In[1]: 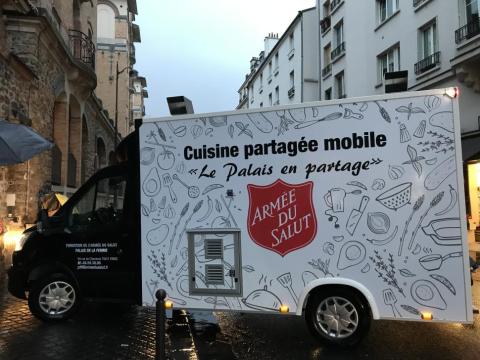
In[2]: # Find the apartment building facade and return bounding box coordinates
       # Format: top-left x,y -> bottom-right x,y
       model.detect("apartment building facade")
96,0 -> 146,139
317,0 -> 480,251
237,7 -> 319,109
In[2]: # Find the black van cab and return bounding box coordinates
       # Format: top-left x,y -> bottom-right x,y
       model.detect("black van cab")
8,134 -> 141,321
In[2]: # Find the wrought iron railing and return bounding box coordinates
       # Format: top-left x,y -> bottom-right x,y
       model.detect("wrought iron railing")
414,51 -> 440,75
413,0 -> 427,7
331,42 -> 345,61
321,16 -> 331,33
322,63 -> 332,78
455,17 -> 480,44
68,30 -> 95,69
330,0 -> 342,12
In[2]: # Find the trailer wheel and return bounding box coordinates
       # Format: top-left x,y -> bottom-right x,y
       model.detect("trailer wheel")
28,273 -> 80,321
305,287 -> 370,347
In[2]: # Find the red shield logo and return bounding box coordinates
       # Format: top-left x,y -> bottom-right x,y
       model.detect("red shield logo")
247,179 -> 317,257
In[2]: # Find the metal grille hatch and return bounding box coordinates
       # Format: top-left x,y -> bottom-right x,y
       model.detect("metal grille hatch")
205,238 -> 223,259
205,264 -> 224,285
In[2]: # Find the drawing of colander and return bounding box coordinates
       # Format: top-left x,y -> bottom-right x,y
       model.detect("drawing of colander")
376,182 -> 412,210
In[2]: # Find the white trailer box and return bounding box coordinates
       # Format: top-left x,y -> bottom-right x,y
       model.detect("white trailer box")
140,88 -> 472,345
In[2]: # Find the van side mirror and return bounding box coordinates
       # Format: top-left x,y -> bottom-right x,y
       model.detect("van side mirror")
37,209 -> 49,234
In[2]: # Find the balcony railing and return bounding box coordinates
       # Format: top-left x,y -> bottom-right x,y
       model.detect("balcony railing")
331,42 -> 345,61
321,16 -> 331,34
414,51 -> 440,75
330,0 -> 343,13
455,17 -> 480,44
69,30 -> 95,69
322,63 -> 332,78
288,87 -> 295,98
413,0 -> 427,7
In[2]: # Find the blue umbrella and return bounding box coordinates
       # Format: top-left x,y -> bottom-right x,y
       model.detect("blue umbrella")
0,119 -> 53,165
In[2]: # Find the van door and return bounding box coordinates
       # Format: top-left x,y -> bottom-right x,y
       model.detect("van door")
64,171 -> 136,300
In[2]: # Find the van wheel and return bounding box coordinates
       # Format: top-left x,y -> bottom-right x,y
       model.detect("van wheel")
28,273 -> 80,321
305,287 -> 370,347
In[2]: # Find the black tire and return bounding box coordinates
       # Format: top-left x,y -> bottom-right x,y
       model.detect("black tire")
305,287 -> 371,347
28,273 -> 80,321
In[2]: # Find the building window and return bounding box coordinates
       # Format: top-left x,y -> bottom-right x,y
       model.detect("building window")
466,0 -> 480,23
269,93 -> 273,106
274,53 -> 279,75
377,0 -> 399,23
333,21 -> 343,48
268,61 -> 273,82
288,33 -> 295,59
325,87 -> 332,100
97,4 -> 116,39
289,71 -> 295,88
259,73 -> 263,93
275,86 -> 279,105
377,45 -> 400,83
322,43 -> 332,77
323,0 -> 331,16
260,102 -> 263,107
335,72 -> 345,98
249,85 -> 254,103
419,20 -> 437,59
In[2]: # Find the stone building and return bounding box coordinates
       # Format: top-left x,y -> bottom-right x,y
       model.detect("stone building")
130,69 -> 148,123
95,0 -> 146,141
0,0 -> 120,242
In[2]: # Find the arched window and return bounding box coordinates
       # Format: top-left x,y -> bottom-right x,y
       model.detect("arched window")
97,4 -> 115,39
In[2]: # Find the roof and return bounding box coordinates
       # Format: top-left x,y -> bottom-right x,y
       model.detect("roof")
238,7 -> 315,92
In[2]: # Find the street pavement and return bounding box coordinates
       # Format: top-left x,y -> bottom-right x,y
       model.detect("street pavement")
0,258 -> 197,360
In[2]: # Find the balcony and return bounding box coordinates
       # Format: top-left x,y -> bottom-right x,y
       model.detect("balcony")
321,16 -> 331,34
414,51 -> 440,75
455,17 -> 480,45
288,87 -> 295,98
322,63 -> 332,78
331,42 -> 345,61
267,74 -> 273,83
413,0 -> 427,7
288,48 -> 295,59
69,30 -> 95,69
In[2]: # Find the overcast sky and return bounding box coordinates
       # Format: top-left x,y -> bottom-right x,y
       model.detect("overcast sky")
135,0 -> 316,118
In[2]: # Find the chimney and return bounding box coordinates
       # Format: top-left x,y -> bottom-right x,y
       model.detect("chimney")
264,32 -> 279,56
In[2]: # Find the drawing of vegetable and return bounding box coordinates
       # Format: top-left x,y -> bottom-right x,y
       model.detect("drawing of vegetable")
434,185 -> 457,216
403,145 -> 424,177
374,101 -> 391,123
366,226 -> 398,246
424,95 -> 441,112
197,195 -> 213,222
395,102 -> 425,120
401,304 -> 420,316
408,191 -> 444,251
398,195 -> 424,256
424,155 -> 456,190
399,269 -> 416,277
177,200 -> 203,250
148,251 -> 173,289
247,113 -> 274,133
308,258 -> 333,277
430,274 -> 456,295
228,124 -> 235,138
168,202 -> 189,255
202,184 -> 224,195
347,180 -> 367,190
154,122 -> 167,142
388,165 -> 405,180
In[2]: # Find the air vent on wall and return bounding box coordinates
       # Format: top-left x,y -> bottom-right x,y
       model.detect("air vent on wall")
205,238 -> 223,259
205,264 -> 225,285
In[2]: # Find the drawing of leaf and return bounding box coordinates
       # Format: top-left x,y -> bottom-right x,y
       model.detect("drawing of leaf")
410,107 -> 425,114
399,269 -> 416,277
411,161 -> 422,177
407,145 -> 417,161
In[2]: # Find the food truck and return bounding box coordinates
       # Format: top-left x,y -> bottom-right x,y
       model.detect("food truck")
8,88 -> 472,346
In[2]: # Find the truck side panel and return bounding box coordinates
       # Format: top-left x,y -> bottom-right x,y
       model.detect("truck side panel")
140,89 -> 472,323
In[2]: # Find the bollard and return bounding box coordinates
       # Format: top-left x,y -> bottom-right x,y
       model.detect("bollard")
155,289 -> 167,360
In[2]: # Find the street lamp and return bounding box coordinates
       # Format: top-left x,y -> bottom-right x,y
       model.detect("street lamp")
114,61 -> 132,148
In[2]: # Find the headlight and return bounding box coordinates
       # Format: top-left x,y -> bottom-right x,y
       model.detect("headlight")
15,233 -> 29,251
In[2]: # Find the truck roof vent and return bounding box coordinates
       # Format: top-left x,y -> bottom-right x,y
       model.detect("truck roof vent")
205,238 -> 223,260
205,264 -> 224,285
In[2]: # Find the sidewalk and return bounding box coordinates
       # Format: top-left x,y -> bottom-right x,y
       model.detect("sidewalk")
0,257 -> 198,360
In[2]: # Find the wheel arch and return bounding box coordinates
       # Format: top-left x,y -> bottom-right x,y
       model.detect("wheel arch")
27,262 -> 79,291
296,278 -> 380,319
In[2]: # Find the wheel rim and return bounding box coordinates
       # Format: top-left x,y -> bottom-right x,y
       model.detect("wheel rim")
38,281 -> 76,316
315,296 -> 359,339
